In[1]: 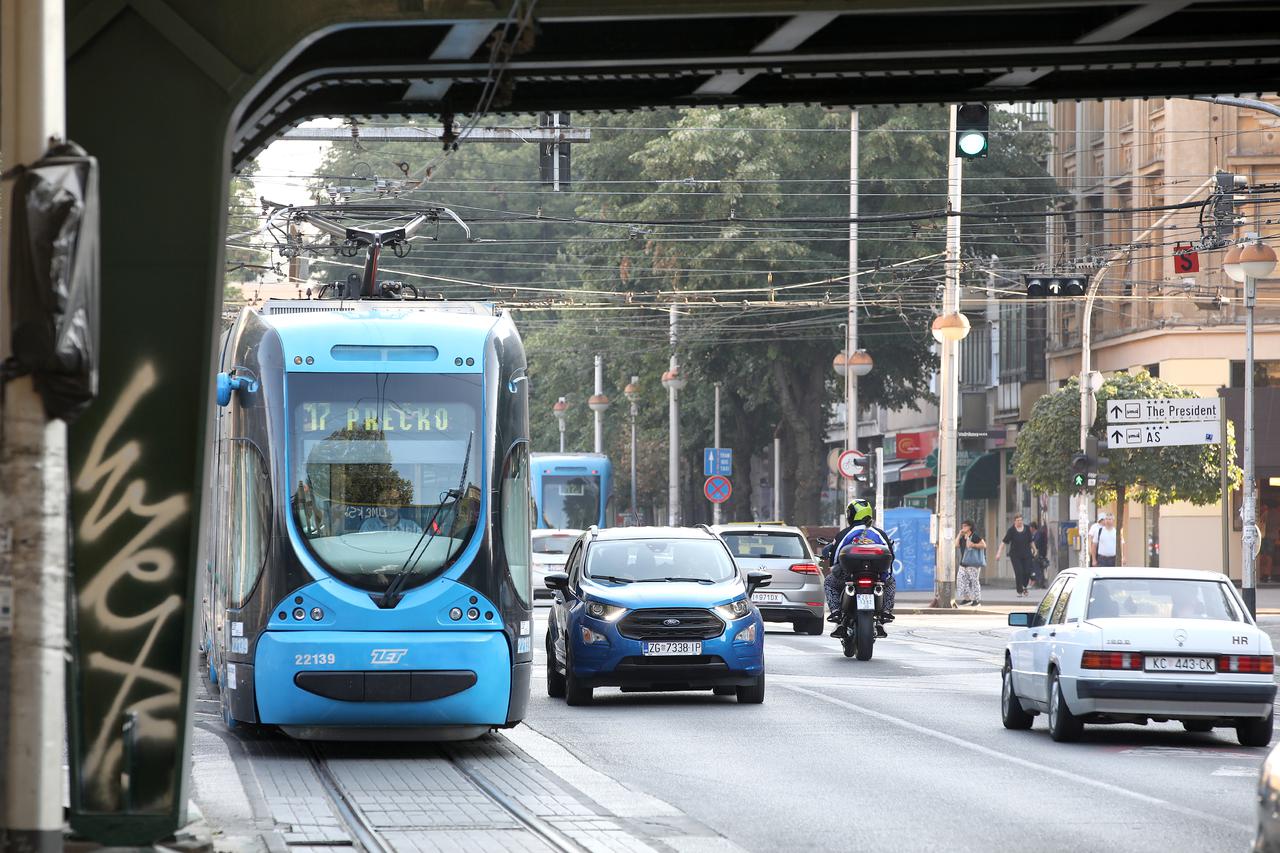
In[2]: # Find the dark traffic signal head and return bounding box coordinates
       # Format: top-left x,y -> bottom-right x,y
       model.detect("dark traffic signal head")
1071,450 -> 1089,489
1025,274 -> 1087,298
955,104 -> 989,158
1086,433 -> 1111,484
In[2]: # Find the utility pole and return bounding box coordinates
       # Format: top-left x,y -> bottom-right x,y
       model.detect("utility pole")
713,382 -> 723,526
625,377 -> 639,524
0,0 -> 68,849
932,104 -> 965,610
874,446 -> 885,529
661,305 -> 687,525
773,427 -> 783,521
589,354 -> 609,454
846,108 -> 859,505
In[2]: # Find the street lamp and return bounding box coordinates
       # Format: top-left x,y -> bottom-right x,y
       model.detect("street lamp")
589,353 -> 610,453
624,376 -> 640,524
833,349 -> 874,507
932,310 -> 971,609
661,367 -> 687,525
1223,236 -> 1277,617
553,396 -> 569,453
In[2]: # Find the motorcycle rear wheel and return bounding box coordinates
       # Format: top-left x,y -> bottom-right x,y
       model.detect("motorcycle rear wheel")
854,611 -> 875,661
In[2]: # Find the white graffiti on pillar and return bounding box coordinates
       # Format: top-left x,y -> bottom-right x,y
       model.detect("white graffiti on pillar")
75,361 -> 189,810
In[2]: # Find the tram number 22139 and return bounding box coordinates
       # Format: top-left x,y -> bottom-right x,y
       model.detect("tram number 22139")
295,653 -> 337,666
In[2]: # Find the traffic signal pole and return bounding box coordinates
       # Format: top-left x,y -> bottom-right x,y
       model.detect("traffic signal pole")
1075,177 -> 1214,567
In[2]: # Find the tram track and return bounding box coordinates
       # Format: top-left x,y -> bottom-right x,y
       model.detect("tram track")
303,739 -> 590,853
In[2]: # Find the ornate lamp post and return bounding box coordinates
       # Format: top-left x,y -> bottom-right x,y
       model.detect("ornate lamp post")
932,310 -> 971,609
661,367 -> 687,525
553,396 -> 569,453
624,376 -> 639,524
588,354 -> 611,453
833,349 -> 874,504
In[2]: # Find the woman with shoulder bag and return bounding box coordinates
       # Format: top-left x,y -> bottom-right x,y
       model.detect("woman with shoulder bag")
956,520 -> 986,607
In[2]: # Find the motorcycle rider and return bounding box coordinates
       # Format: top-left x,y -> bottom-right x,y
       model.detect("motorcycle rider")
821,498 -> 896,638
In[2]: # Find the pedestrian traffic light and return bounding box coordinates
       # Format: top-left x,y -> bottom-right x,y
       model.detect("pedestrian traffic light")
1024,274 -> 1087,298
1071,450 -> 1089,489
955,104 -> 989,158
1086,434 -> 1110,485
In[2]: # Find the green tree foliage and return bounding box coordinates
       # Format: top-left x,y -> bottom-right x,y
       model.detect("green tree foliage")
1014,371 -> 1240,533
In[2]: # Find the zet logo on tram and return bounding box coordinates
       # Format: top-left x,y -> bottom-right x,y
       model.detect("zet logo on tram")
370,648 -> 409,665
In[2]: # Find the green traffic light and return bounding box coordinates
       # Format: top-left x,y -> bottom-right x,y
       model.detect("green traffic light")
1073,474 -> 1086,488
957,130 -> 987,157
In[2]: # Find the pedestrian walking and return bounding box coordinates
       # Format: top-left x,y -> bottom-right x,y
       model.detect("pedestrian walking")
1029,520 -> 1049,587
995,514 -> 1035,597
1091,513 -> 1121,567
956,520 -> 986,606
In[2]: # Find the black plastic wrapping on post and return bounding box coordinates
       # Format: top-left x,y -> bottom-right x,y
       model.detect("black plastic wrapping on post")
3,141 -> 100,423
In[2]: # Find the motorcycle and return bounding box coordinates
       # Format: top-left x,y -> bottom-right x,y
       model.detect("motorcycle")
835,543 -> 891,661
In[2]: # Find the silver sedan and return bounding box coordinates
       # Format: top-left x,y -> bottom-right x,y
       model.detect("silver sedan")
712,523 -> 825,635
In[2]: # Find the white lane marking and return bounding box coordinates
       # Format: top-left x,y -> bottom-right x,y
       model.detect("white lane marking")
784,684 -> 1251,832
1213,766 -> 1259,777
502,724 -> 682,819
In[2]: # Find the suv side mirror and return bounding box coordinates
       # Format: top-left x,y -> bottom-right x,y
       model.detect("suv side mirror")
544,572 -> 569,593
746,570 -> 771,595
1008,612 -> 1033,627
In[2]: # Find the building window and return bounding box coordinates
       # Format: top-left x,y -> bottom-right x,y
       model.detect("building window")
1145,362 -> 1160,378
1230,360 -> 1280,388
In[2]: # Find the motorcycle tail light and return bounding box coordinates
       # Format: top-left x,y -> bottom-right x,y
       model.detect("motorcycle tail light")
789,563 -> 820,575
1219,654 -> 1275,674
1081,651 -> 1142,670
855,577 -> 874,588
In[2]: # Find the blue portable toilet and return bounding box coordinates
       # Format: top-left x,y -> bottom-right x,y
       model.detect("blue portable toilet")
884,507 -> 936,592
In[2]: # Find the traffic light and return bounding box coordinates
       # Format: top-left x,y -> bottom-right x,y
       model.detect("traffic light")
955,104 -> 989,158
1070,450 -> 1089,489
1025,274 -> 1087,298
1086,434 -> 1110,485
1212,170 -> 1247,242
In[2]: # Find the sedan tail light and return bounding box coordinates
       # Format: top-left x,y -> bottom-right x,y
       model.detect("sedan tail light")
1219,654 -> 1275,674
1081,651 -> 1143,670
789,563 -> 820,575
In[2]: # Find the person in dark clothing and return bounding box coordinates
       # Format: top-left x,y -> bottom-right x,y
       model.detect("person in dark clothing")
1029,520 -> 1049,588
995,514 -> 1035,597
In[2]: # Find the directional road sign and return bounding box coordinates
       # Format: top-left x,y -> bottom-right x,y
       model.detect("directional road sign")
704,475 -> 732,504
1105,397 -> 1220,424
837,449 -> 866,479
703,448 -> 733,477
1107,420 -> 1220,449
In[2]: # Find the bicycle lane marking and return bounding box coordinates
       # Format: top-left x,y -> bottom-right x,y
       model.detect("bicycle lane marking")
783,684 -> 1250,832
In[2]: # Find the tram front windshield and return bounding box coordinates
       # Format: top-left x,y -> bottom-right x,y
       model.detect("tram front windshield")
289,372 -> 483,592
540,475 -> 601,529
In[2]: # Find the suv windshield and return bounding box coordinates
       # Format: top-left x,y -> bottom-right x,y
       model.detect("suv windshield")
720,531 -> 807,559
585,538 -> 736,583
1087,578 -> 1241,621
288,372 -> 482,592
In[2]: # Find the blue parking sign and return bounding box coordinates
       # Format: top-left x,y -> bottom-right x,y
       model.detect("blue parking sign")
703,448 -> 732,476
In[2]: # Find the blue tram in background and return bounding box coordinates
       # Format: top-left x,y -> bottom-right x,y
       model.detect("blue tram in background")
530,452 -> 612,529
202,300 -> 532,739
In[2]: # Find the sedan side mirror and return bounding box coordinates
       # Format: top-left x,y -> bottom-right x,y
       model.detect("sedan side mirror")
746,570 -> 771,595
1008,612 -> 1034,627
544,572 -> 570,593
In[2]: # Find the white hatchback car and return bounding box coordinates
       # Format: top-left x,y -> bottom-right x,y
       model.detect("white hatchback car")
531,529 -> 583,602
1002,567 -> 1277,746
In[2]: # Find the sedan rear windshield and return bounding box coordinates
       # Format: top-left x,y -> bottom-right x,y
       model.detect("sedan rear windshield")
720,532 -> 807,559
585,539 -> 736,583
1087,578 -> 1242,622
533,534 -> 578,555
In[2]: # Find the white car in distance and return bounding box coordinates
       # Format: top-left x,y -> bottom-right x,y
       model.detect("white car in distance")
531,529 -> 582,603
1002,567 -> 1277,746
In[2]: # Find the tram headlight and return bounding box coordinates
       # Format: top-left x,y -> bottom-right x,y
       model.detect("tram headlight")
449,607 -> 463,621
292,607 -> 306,621
714,598 -> 752,621
585,600 -> 626,622
310,607 -> 324,621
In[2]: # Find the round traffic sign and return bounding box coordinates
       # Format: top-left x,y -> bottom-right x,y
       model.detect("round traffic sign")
837,449 -> 866,479
704,475 -> 732,504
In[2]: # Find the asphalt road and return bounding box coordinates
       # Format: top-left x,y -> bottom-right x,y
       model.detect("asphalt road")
526,610 -> 1271,853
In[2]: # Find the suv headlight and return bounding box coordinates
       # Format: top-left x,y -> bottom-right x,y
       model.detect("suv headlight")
715,598 -> 753,621
585,600 -> 627,621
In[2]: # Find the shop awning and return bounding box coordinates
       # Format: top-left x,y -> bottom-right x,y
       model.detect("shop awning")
903,485 -> 936,508
899,461 -> 932,482
879,459 -> 910,484
961,452 -> 1000,500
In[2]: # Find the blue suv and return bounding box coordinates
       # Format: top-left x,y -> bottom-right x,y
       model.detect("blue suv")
544,526 -> 769,705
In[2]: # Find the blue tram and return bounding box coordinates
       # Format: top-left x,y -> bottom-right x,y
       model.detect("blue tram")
530,452 -> 613,529
202,300 -> 532,739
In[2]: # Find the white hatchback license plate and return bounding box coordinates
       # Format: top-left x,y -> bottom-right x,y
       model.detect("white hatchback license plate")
1144,655 -> 1216,673
752,592 -> 785,604
642,641 -> 701,656
855,593 -> 875,610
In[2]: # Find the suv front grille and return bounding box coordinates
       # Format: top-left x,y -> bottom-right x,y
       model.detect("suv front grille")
617,608 -> 724,640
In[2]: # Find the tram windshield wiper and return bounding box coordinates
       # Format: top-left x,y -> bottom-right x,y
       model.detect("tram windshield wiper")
372,430 -> 474,609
